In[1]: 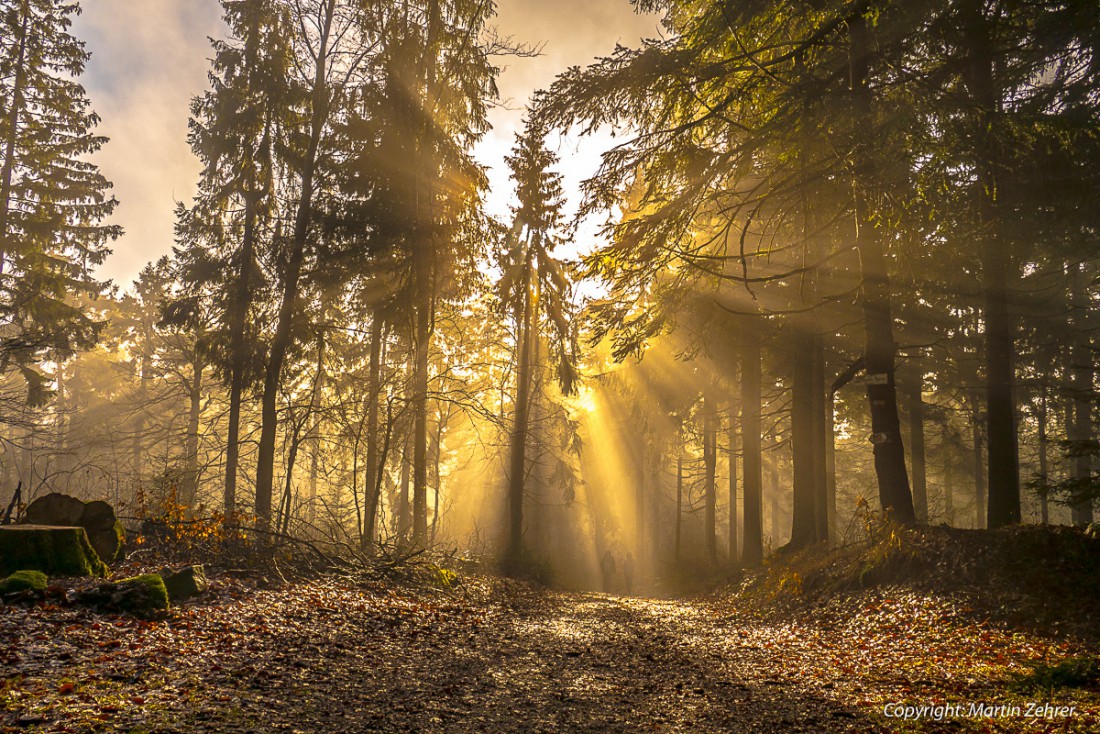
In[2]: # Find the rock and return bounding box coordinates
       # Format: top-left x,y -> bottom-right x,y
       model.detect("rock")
79,500 -> 115,527
24,493 -> 84,526
160,565 -> 208,601
0,570 -> 48,596
23,493 -> 125,564
74,574 -> 169,618
0,525 -> 109,577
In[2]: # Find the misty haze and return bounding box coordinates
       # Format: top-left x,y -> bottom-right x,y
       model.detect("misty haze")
1,1 -> 1099,732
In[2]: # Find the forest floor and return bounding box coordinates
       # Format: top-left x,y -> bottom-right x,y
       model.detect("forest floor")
2,526 -> 1100,733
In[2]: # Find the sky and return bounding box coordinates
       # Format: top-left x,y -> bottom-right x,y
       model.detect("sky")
72,0 -> 663,287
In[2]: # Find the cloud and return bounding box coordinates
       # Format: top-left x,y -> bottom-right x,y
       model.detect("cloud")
74,0 -> 225,288
75,0 -> 657,286
477,0 -> 660,237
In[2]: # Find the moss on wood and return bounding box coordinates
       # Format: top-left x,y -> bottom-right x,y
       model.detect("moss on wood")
119,574 -> 170,613
0,570 -> 48,594
75,574 -> 170,618
0,525 -> 109,577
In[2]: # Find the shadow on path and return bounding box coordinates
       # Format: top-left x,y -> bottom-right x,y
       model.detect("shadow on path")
269,589 -> 880,733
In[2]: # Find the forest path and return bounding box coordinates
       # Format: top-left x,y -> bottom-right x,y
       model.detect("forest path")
353,588 -> 870,733
5,574 -> 1096,732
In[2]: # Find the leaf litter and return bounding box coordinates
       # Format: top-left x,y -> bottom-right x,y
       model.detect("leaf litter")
1,567 -> 1097,732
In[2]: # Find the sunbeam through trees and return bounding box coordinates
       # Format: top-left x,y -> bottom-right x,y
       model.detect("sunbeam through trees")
2,1 -> 1100,731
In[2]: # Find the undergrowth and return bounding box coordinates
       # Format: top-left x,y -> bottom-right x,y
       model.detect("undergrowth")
738,510 -> 1100,638
1010,656 -> 1100,692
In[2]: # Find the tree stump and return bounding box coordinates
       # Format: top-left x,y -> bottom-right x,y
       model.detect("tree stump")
0,525 -> 109,577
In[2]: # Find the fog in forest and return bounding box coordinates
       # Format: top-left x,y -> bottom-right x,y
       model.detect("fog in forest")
2,0 -> 1097,598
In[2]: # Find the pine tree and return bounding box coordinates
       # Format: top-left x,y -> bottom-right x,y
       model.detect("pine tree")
181,0 -> 290,517
501,116 -> 578,561
0,0 -> 118,386
360,0 -> 501,545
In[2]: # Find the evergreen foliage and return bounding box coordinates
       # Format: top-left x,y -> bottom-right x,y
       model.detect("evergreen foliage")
0,0 -> 118,397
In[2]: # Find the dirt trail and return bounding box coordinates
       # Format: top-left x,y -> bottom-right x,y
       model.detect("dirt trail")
4,577 -> 1097,733
355,590 -> 870,733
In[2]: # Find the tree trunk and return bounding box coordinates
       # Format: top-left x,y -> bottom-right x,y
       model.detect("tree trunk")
224,190 -> 257,520
741,328 -> 764,566
278,423 -> 303,537
728,399 -> 739,565
635,417 -> 647,561
649,436 -> 661,562
134,344 -> 151,502
703,394 -> 717,563
254,0 -> 336,529
1037,389 -> 1049,525
1071,371 -> 1095,527
907,366 -> 928,523
848,13 -> 915,523
811,335 -> 828,542
366,401 -> 394,550
431,412 -> 445,540
398,432 -> 412,539
305,335 -> 325,520
825,391 -> 837,542
411,279 -> 431,544
507,254 -> 534,560
942,423 -> 955,525
674,438 -> 683,563
362,315 -> 384,551
962,0 -> 1020,528
351,426 -> 362,538
770,456 -> 781,544
307,431 -> 319,520
55,365 -> 69,480
970,392 -> 987,529
790,335 -> 817,548
1070,263 -> 1095,526
184,361 -> 203,508
798,55 -> 829,546
529,325 -> 546,555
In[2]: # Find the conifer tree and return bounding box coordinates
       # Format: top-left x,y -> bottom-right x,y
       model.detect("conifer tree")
501,116 -> 578,561
0,0 -> 118,387
364,0 -> 501,544
180,0 -> 290,517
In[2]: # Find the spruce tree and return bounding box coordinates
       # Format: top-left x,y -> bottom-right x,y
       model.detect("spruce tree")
502,116 -> 577,560
180,0 -> 289,517
0,0 -> 118,386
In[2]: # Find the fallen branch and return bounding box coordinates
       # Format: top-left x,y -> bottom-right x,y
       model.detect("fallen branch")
1,481 -> 22,526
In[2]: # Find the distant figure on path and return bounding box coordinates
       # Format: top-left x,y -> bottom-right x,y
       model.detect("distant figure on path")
623,553 -> 635,595
600,550 -> 616,592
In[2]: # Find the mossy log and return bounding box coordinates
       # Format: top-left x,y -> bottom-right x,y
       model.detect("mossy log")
0,525 -> 109,577
0,570 -> 48,594
74,574 -> 169,617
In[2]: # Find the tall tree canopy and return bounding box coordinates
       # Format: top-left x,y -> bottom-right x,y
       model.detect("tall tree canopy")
0,0 -> 117,398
